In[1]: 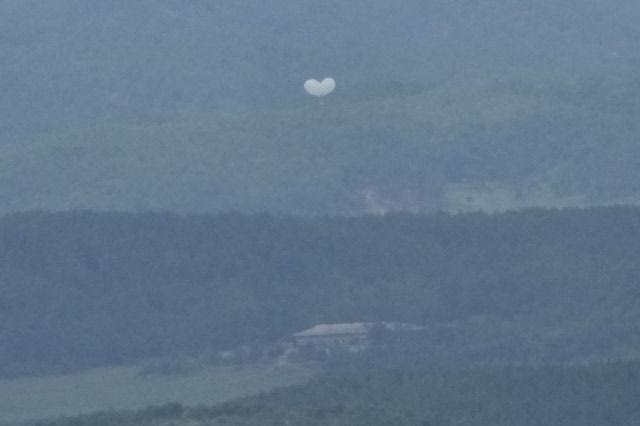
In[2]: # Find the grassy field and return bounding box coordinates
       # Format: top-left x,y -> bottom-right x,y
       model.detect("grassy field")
4,73 -> 639,216
0,360 -> 319,424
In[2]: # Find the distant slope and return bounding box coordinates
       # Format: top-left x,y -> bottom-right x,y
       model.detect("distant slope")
3,0 -> 638,131
2,1 -> 640,214
3,74 -> 640,215
3,208 -> 640,377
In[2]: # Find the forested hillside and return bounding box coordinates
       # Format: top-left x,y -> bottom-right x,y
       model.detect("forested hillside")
34,360 -> 640,426
4,2 -> 640,423
3,207 -> 640,377
2,1 -> 640,214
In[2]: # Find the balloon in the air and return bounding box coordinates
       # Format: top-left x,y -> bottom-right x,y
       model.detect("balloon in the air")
304,78 -> 336,97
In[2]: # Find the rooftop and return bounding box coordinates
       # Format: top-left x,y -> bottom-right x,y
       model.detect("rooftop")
293,323 -> 369,337
292,322 -> 423,337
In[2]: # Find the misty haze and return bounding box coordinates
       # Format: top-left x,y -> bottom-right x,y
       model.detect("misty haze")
2,1 -> 640,425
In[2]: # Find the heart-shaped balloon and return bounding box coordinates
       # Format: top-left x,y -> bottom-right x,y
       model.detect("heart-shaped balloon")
304,78 -> 336,97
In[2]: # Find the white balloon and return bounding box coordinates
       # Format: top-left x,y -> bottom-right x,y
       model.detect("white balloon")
304,78 -> 336,97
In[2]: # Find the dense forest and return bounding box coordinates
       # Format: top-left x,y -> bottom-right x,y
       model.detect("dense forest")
2,207 -> 640,377
2,1 -> 640,214
33,360 -> 640,426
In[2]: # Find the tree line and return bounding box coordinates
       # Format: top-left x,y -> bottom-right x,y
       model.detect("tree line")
2,207 -> 640,377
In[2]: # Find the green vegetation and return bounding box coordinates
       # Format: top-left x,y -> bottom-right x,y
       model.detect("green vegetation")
3,207 -> 640,378
3,75 -> 640,215
3,2 -> 640,424
32,360 -> 640,426
2,1 -> 640,214
0,361 -> 317,424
